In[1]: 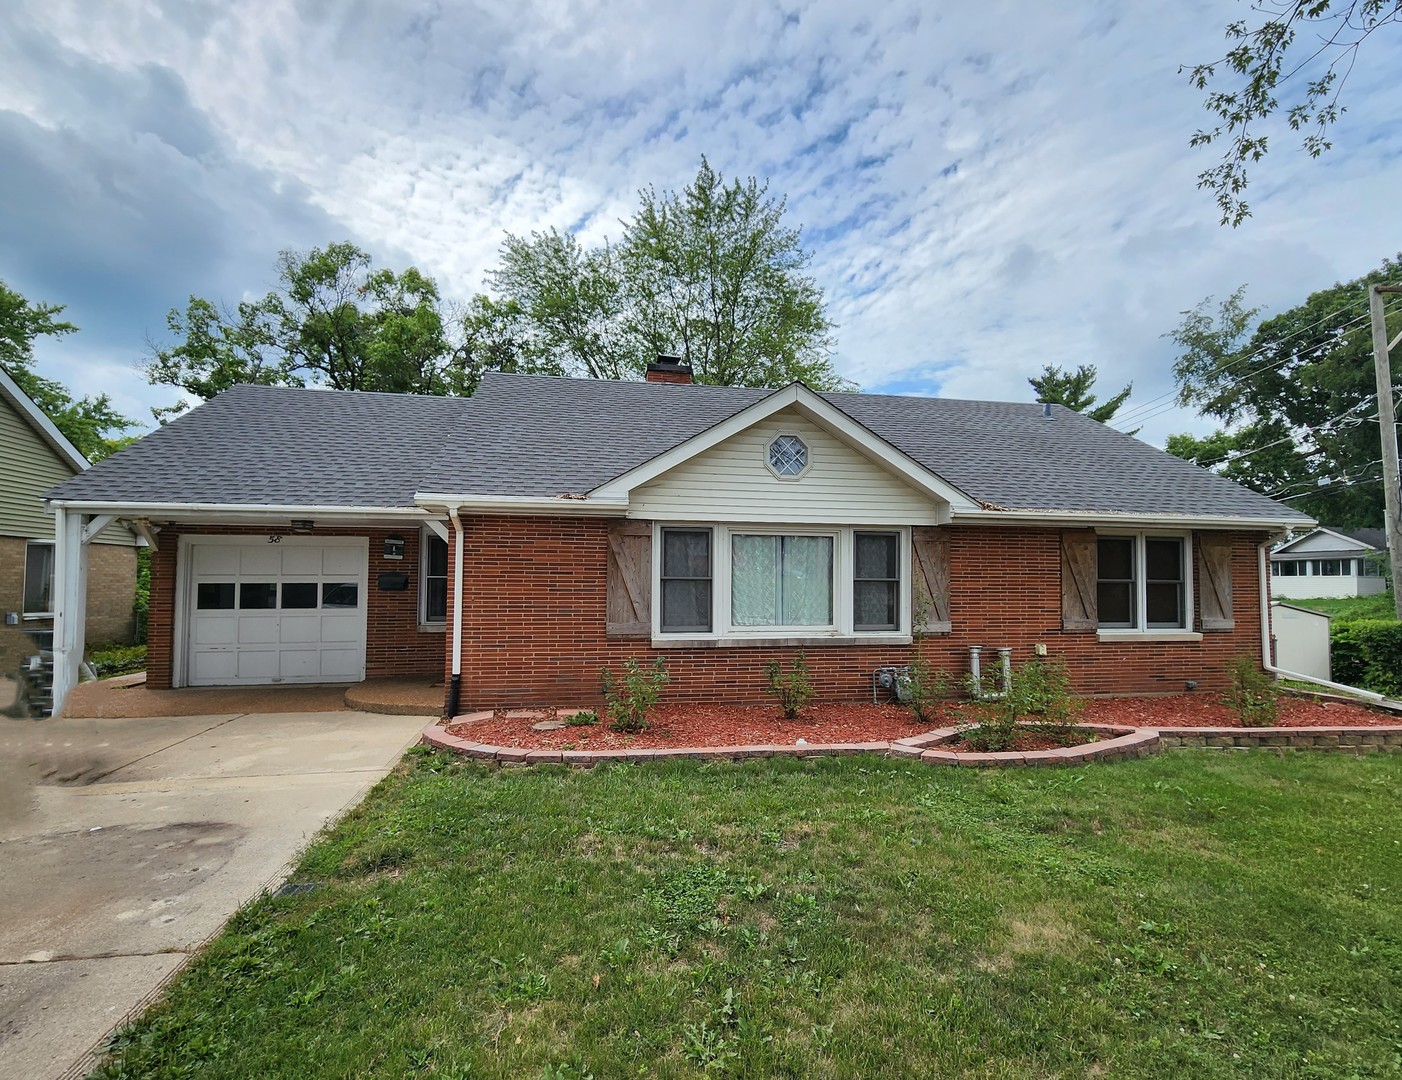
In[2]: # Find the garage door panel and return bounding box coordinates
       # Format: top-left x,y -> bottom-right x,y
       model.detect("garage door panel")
236,650 -> 279,679
193,616 -> 238,645
322,548 -> 362,575
278,650 -> 320,679
194,546 -> 241,574
236,617 -> 280,644
279,615 -> 322,643
191,651 -> 237,681
319,614 -> 362,642
320,649 -> 362,679
239,547 -> 282,574
280,548 -> 322,575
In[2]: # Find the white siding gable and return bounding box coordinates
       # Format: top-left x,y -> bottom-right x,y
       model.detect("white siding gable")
629,407 -> 943,524
1285,530 -> 1373,554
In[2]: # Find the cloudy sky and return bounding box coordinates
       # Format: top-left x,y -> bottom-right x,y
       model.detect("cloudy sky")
2,0 -> 1398,447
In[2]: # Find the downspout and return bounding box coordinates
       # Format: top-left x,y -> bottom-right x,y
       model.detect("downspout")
1257,539 -> 1385,701
446,505 -> 465,718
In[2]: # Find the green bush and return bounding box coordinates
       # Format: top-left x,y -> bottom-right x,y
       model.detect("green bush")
133,547 -> 151,645
1331,620 -> 1402,697
1222,654 -> 1279,726
900,653 -> 954,726
763,652 -> 815,719
961,657 -> 1083,752
601,657 -> 669,734
88,643 -> 147,678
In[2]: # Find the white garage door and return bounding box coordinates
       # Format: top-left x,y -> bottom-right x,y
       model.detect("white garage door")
185,538 -> 369,686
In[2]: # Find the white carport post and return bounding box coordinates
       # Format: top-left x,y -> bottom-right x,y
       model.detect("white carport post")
51,507 -> 116,717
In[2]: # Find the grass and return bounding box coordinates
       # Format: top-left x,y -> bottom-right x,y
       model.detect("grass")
92,749 -> 1402,1079
1279,593 -> 1398,622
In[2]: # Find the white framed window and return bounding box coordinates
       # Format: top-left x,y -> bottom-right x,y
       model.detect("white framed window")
420,531 -> 448,626
1096,532 -> 1192,632
653,525 -> 909,642
23,542 -> 55,618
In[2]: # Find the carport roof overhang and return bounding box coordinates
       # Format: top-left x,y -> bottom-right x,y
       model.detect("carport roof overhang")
45,499 -> 442,526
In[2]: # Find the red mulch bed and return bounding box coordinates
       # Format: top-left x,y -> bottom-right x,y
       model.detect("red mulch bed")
446,693 -> 1400,752
1079,693 -> 1396,729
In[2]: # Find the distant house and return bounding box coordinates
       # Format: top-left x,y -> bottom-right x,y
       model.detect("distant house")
1270,527 -> 1390,600
42,360 -> 1314,717
0,366 -> 137,646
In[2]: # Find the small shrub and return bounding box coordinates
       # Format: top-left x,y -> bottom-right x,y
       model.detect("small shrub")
601,657 -> 669,734
900,653 -> 955,725
763,652 -> 815,719
133,547 -> 151,645
87,643 -> 148,678
1223,654 -> 1279,726
960,657 -> 1083,752
564,709 -> 599,727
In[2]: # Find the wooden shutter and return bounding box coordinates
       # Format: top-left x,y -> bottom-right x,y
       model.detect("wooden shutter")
912,527 -> 952,634
1197,532 -> 1235,630
1060,530 -> 1097,631
606,521 -> 652,638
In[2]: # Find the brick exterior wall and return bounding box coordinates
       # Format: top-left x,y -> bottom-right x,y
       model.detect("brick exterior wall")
0,535 -> 136,645
145,525 -> 442,689
447,517 -> 1273,709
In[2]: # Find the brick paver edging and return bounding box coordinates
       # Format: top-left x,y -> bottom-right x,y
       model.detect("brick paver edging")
420,718 -> 1160,768
1157,726 -> 1402,751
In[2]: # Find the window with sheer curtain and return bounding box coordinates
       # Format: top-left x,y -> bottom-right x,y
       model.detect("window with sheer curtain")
731,534 -> 833,627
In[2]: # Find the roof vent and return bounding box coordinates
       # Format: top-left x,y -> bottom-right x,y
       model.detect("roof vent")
646,354 -> 693,384
1042,402 -> 1053,420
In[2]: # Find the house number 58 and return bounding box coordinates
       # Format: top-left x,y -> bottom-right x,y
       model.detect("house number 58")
268,535 -> 282,544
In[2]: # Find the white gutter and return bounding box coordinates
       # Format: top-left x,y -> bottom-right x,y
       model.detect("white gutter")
950,509 -> 1314,531
447,506 -> 466,717
1256,540 -> 1385,701
413,492 -> 627,516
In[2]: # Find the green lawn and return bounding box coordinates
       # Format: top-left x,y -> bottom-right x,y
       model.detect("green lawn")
1280,592 -> 1398,621
94,749 -> 1402,1079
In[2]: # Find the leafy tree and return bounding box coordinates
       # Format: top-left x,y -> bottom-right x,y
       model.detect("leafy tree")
0,280 -> 136,461
1164,255 -> 1402,527
1186,1 -> 1402,226
148,242 -> 466,411
1028,364 -> 1135,430
471,158 -> 850,390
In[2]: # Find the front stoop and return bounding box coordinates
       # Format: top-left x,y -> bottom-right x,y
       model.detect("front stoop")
344,677 -> 444,716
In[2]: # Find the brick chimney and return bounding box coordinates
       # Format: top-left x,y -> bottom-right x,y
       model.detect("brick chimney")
645,354 -> 693,384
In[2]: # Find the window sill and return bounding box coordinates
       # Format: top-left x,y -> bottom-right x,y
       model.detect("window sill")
418,623 -> 446,634
1096,630 -> 1203,644
22,613 -> 54,621
653,634 -> 913,649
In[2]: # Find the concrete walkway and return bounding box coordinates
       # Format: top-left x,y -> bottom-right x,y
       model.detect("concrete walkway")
0,708 -> 429,1080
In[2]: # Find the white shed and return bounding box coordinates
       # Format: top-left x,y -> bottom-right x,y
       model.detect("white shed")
1270,601 -> 1332,682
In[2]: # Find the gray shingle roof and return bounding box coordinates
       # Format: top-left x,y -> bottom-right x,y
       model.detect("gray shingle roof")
47,373 -> 1312,524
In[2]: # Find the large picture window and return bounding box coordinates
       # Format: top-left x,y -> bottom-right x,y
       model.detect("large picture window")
653,526 -> 907,640
23,542 -> 55,617
732,534 -> 834,628
1097,534 -> 1188,631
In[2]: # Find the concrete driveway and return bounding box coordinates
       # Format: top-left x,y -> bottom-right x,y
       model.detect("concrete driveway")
0,708 -> 429,1080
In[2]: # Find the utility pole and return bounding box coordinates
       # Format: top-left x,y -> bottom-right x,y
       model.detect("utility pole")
1369,284 -> 1402,619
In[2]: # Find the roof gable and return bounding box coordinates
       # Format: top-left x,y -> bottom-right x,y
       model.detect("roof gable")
0,365 -> 88,473
590,383 -> 977,514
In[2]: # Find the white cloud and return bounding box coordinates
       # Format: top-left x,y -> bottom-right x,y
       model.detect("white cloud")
5,0 -> 1401,447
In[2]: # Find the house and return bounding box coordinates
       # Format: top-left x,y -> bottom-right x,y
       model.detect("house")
42,360 -> 1313,717
1,365 -> 137,654
1269,527 -> 1390,599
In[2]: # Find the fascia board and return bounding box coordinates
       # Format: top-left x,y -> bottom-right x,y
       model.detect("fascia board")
46,499 -> 435,522
0,365 -> 91,472
414,493 -> 628,517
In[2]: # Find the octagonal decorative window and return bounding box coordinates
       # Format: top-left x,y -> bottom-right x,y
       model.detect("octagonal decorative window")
767,434 -> 809,478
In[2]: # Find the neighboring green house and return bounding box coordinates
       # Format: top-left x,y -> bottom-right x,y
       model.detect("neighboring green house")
0,365 -> 137,647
